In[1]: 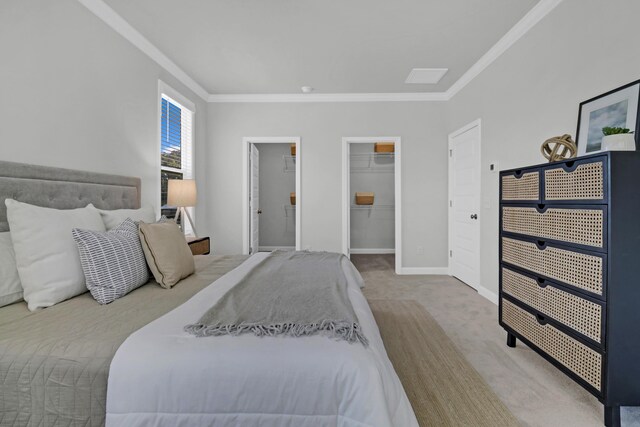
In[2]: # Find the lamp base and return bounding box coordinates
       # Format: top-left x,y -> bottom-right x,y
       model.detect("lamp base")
174,207 -> 197,237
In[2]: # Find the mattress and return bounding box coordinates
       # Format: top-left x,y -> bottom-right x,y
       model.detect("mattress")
0,255 -> 248,427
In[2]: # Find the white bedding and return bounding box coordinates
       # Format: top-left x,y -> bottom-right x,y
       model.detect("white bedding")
106,253 -> 418,427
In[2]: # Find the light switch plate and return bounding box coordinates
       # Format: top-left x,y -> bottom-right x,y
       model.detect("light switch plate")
483,197 -> 492,209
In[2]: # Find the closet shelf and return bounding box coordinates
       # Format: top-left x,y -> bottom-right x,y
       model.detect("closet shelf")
282,155 -> 296,173
350,153 -> 394,173
350,169 -> 394,174
350,153 -> 395,159
350,204 -> 395,210
283,204 -> 296,218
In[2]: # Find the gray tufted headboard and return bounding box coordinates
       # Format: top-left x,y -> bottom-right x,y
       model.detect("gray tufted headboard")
0,160 -> 141,232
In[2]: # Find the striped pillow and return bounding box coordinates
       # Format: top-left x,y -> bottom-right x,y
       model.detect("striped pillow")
72,218 -> 149,304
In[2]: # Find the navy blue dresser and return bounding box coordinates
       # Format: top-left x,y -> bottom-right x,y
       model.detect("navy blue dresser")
499,152 -> 640,427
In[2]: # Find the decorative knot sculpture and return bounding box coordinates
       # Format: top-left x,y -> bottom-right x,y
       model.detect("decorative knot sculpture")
541,134 -> 577,162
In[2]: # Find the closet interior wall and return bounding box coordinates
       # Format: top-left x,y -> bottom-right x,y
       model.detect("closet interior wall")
350,143 -> 395,252
256,143 -> 296,250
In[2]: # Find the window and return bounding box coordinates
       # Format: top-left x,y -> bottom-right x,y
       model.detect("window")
159,83 -> 194,224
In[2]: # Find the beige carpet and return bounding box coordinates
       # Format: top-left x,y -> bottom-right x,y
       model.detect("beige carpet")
354,254 -> 607,427
370,299 -> 519,426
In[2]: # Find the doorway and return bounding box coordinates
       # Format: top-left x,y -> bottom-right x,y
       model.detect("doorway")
242,137 -> 301,254
448,120 -> 481,290
342,137 -> 402,274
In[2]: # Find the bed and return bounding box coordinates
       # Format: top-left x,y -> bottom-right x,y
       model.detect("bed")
0,161 -> 417,427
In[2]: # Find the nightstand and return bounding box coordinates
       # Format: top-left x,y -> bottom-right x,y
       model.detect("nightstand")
186,236 -> 210,255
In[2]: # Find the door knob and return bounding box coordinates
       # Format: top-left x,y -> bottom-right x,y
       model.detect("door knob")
470,214 -> 478,220
257,209 -> 262,214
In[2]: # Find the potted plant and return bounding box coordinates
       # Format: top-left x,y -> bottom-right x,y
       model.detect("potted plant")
601,127 -> 636,151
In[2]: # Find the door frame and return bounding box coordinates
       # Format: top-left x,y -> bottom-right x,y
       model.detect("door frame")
342,136 -> 402,275
242,137 -> 301,254
447,119 -> 481,289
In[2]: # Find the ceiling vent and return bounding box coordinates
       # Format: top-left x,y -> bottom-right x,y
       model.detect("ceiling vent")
405,68 -> 448,84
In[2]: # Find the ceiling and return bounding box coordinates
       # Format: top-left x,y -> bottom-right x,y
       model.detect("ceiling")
105,0 -> 539,95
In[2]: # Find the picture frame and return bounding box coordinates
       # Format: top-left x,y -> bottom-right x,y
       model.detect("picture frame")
576,79 -> 640,155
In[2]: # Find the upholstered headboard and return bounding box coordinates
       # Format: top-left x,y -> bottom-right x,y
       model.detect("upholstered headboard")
0,160 -> 141,232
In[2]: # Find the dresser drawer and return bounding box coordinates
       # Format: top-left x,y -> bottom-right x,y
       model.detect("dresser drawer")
501,170 -> 540,202
543,157 -> 606,202
501,267 -> 604,344
501,205 -> 606,250
501,298 -> 602,392
501,237 -> 605,297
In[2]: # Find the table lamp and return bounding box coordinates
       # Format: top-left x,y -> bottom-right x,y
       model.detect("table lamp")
167,179 -> 197,236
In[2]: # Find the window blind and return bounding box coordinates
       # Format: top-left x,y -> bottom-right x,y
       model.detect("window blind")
161,98 -> 182,169
160,95 -> 194,220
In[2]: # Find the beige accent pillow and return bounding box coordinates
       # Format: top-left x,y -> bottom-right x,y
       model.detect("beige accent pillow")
138,221 -> 195,288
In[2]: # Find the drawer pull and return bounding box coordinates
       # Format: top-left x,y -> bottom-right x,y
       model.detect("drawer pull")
513,169 -> 523,178
562,160 -> 576,171
536,204 -> 547,213
536,277 -> 548,288
536,240 -> 547,249
535,313 -> 548,325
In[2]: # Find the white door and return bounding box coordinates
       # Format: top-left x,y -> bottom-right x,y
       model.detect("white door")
449,122 -> 481,289
249,144 -> 260,254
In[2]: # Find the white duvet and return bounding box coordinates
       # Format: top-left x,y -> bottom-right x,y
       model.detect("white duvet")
106,253 -> 418,427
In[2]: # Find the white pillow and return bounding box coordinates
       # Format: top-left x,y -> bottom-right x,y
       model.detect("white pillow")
5,200 -> 106,311
98,206 -> 156,230
0,232 -> 23,307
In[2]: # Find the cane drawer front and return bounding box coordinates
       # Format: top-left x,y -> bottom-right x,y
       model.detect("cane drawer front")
501,237 -> 604,297
501,206 -> 605,249
501,299 -> 602,392
501,170 -> 540,201
501,267 -> 603,344
543,157 -> 606,202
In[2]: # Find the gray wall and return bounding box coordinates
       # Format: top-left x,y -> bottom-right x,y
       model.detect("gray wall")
0,0 -> 208,229
350,143 -> 395,250
207,102 -> 448,269
445,0 -> 640,297
255,143 -> 296,248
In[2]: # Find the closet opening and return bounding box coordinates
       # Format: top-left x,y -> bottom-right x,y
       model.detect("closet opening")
242,137 -> 301,255
342,137 -> 402,274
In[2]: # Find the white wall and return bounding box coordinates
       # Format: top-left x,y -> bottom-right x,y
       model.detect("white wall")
445,0 -> 640,297
0,0 -> 208,227
207,102 -> 448,269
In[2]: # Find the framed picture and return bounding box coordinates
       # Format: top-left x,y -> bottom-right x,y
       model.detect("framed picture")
576,79 -> 640,155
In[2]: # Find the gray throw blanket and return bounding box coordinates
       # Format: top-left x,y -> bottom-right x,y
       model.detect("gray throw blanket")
184,251 -> 368,345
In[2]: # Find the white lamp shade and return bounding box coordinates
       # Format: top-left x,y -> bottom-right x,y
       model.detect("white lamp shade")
167,179 -> 197,207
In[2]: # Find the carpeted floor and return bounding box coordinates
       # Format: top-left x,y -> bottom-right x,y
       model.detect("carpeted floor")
370,299 -> 519,426
352,254 -> 609,427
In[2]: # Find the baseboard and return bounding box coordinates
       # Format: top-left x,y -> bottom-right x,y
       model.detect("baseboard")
478,286 -> 499,305
349,248 -> 396,254
258,246 -> 295,251
398,267 -> 449,275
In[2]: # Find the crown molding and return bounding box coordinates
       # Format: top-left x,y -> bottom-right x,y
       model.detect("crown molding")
77,0 -> 209,101
78,0 -> 562,104
208,92 -> 449,103
445,0 -> 563,99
